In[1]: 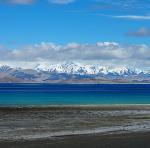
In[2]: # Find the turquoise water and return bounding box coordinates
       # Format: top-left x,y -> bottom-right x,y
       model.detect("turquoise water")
0,84 -> 150,106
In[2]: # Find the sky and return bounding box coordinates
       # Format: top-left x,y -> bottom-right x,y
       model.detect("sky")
0,0 -> 150,70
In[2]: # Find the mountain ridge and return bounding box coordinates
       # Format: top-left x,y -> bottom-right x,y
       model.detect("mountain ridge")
0,62 -> 149,83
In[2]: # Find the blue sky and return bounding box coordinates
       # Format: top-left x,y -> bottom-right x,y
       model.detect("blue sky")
0,0 -> 150,46
0,0 -> 150,69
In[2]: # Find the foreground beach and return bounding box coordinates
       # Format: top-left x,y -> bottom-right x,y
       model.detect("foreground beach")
1,132 -> 150,148
0,105 -> 150,147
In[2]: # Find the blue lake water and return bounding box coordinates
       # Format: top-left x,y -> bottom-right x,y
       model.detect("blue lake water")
0,83 -> 150,106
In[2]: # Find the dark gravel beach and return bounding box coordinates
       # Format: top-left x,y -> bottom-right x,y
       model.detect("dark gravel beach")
1,132 -> 150,148
1,105 -> 150,148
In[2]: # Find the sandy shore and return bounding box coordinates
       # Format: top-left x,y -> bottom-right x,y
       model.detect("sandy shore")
1,132 -> 150,148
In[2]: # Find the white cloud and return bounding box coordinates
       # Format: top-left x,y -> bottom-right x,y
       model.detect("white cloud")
112,15 -> 150,20
0,42 -> 150,70
48,0 -> 75,4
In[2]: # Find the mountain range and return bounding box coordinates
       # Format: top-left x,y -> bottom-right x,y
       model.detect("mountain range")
0,62 -> 149,83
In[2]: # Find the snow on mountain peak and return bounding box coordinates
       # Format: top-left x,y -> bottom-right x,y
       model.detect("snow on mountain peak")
34,62 -> 144,76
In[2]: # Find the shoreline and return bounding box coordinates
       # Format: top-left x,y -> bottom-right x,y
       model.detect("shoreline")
0,82 -> 150,84
1,104 -> 150,110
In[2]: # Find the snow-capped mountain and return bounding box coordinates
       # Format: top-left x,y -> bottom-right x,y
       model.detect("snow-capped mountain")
34,62 -> 143,76
0,62 -> 149,83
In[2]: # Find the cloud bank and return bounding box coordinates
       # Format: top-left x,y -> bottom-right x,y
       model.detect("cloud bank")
0,42 -> 150,70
